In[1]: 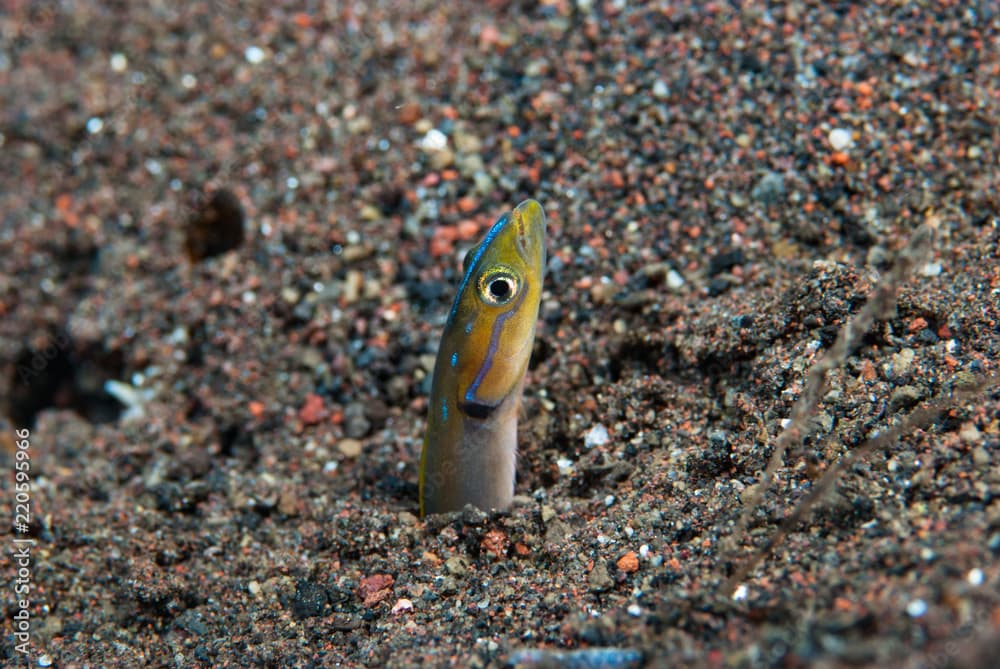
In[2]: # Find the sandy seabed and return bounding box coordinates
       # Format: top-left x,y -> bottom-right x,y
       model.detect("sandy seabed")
1,2 -> 999,667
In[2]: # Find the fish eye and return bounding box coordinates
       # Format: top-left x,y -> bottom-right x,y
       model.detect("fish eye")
478,269 -> 519,305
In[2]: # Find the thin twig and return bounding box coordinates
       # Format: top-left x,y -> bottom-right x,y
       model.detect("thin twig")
721,373 -> 999,597
722,225 -> 933,589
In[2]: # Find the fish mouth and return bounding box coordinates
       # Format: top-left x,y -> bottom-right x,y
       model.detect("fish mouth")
459,400 -> 497,420
511,199 -> 546,269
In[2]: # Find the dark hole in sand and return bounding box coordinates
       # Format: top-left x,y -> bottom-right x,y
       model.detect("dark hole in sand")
184,188 -> 245,261
5,330 -> 125,427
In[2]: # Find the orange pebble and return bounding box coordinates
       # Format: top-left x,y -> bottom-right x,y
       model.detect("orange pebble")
830,151 -> 850,166
834,597 -> 854,612
429,236 -> 453,257
481,529 -> 508,557
479,24 -> 500,47
434,226 -> 458,242
457,219 -> 480,241
298,393 -> 327,425
617,551 -> 639,573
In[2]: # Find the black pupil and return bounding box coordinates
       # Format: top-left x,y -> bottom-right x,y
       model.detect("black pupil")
489,278 -> 511,300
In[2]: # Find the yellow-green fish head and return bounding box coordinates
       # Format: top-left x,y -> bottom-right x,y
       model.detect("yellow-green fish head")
447,199 -> 546,416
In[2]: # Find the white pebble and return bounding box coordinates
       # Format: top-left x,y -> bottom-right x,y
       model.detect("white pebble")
556,457 -> 574,473
627,603 -> 642,617
732,584 -> 748,601
104,379 -> 154,421
391,598 -> 414,614
920,262 -> 942,277
638,544 -> 650,559
666,269 -> 686,290
417,128 -> 448,151
604,494 -> 615,507
828,127 -> 852,151
967,568 -> 984,586
244,45 -> 266,64
906,599 -> 927,618
181,73 -> 198,89
168,327 -> 189,344
110,53 -> 127,72
86,117 -> 104,134
584,424 -> 610,449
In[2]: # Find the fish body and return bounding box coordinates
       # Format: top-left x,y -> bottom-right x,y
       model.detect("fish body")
419,199 -> 546,516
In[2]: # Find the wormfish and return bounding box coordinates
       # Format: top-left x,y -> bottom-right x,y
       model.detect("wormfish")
419,199 -> 546,516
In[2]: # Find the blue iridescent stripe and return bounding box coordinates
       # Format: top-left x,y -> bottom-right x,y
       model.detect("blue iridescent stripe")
446,213 -> 510,325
